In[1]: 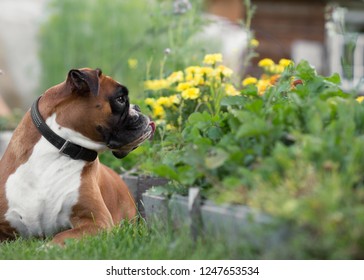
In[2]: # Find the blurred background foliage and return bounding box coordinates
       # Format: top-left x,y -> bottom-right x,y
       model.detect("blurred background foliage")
39,0 -> 206,100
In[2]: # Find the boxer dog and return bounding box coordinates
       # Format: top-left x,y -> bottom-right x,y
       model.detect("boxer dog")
0,68 -> 155,245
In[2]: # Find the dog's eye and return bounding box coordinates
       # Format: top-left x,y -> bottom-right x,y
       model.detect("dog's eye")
116,96 -> 125,104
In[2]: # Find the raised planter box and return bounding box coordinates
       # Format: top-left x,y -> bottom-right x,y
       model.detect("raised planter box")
121,174 -> 169,217
142,190 -> 288,249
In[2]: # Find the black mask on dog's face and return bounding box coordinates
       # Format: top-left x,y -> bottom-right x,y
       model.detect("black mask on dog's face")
65,68 -> 155,159
106,92 -> 155,159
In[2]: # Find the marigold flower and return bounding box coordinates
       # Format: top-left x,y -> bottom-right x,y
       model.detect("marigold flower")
185,66 -> 210,85
156,96 -> 173,107
169,94 -> 181,105
268,64 -> 285,74
257,79 -> 272,96
356,96 -> 364,103
153,104 -> 166,118
192,75 -> 205,86
181,87 -> 200,100
203,53 -> 223,65
185,66 -> 201,74
270,74 -> 280,85
249,38 -> 259,48
200,67 -> 214,76
258,58 -> 275,68
177,82 -> 192,92
225,84 -> 240,96
167,71 -> 184,84
144,79 -> 169,91
145,98 -> 156,106
279,58 -> 294,68
217,65 -> 233,78
242,76 -> 258,87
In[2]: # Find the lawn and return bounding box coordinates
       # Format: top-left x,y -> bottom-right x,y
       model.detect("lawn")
0,220 -> 254,260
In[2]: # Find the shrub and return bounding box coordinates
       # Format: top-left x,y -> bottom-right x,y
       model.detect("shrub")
141,57 -> 364,258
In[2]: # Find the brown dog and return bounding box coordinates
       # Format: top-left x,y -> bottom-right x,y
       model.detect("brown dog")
0,68 -> 154,245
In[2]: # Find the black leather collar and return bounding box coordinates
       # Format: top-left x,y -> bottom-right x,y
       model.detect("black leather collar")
30,96 -> 98,162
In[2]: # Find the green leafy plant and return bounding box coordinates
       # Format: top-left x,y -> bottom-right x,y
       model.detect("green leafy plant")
141,59 -> 364,258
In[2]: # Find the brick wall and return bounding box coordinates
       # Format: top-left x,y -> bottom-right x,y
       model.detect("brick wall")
251,0 -> 326,69
204,0 -> 327,75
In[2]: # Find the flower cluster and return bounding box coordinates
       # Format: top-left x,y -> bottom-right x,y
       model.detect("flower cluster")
242,58 -> 294,95
144,54 -> 238,132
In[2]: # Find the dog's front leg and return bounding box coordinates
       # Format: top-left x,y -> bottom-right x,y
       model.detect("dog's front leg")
51,222 -> 112,246
51,226 -> 100,246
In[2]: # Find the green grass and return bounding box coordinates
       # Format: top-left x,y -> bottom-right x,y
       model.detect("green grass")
0,220 -> 255,260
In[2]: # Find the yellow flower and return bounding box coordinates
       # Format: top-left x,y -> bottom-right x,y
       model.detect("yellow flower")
249,38 -> 259,48
181,87 -> 200,100
200,66 -> 214,77
145,97 -> 156,107
257,79 -> 272,96
167,71 -> 184,84
242,76 -> 258,87
217,65 -> 233,78
185,66 -> 202,75
356,96 -> 364,103
153,104 -> 166,119
144,79 -> 169,91
176,82 -> 192,92
258,58 -> 275,68
203,53 -> 223,65
268,64 -> 285,74
156,96 -> 173,107
279,58 -> 294,68
185,66 -> 213,85
225,84 -> 240,96
128,58 -> 138,69
169,94 -> 181,105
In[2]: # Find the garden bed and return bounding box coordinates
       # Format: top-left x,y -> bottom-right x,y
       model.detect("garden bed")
120,176 -> 274,249
142,188 -> 288,250
121,174 -> 169,217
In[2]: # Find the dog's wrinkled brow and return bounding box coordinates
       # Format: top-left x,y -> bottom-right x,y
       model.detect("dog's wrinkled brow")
119,85 -> 128,95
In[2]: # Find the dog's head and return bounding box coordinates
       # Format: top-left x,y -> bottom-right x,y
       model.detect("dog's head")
50,68 -> 154,159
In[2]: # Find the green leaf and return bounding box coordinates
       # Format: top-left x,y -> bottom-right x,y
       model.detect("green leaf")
236,119 -> 270,137
207,126 -> 223,141
325,73 -> 341,85
151,165 -> 179,181
205,149 -> 228,169
296,60 -> 317,81
188,111 -> 212,124
221,96 -> 246,107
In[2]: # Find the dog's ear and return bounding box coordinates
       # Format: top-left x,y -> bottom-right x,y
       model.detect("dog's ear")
67,68 -> 102,96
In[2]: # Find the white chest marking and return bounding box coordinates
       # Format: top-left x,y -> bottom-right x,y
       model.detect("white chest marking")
4,113 -> 103,238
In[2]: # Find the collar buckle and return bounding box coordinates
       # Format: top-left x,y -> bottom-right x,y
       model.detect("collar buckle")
59,140 -> 71,156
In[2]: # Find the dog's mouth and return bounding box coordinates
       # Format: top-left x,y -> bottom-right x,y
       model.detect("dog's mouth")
110,121 -> 155,159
